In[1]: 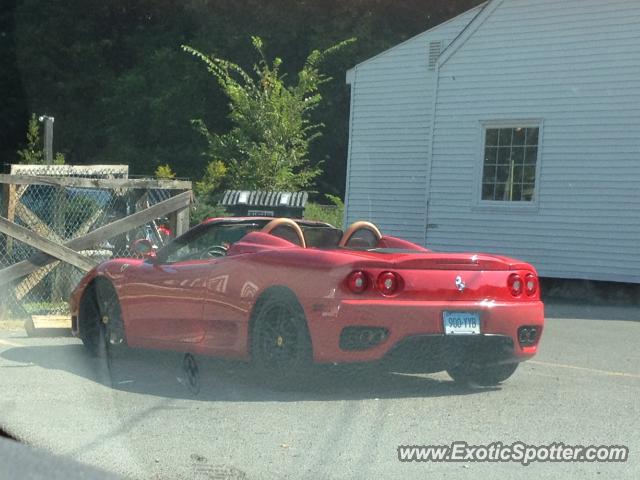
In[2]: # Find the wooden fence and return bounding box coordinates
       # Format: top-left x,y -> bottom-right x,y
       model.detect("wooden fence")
0,165 -> 192,332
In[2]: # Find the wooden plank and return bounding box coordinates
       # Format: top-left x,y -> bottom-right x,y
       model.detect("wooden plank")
15,201 -> 64,243
1,184 -> 10,253
10,164 -> 129,176
13,202 -> 64,303
14,185 -> 28,201
27,315 -> 72,337
4,184 -> 17,254
14,207 -> 103,301
1,184 -> 10,217
67,190 -> 192,247
15,262 -> 58,301
0,174 -> 192,191
0,190 -> 193,285
31,315 -> 71,330
0,216 -> 97,272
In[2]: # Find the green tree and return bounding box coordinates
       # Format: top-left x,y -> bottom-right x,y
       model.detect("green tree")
183,36 -> 354,196
16,113 -> 65,164
16,113 -> 44,164
9,0 -> 483,185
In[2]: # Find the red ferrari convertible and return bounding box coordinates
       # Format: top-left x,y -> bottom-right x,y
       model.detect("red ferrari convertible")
70,217 -> 544,385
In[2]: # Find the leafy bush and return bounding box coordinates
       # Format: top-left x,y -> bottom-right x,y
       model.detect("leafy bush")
155,164 -> 176,179
190,200 -> 229,226
304,194 -> 344,228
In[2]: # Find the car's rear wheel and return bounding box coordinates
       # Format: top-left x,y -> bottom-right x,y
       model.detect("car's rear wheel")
79,281 -> 127,359
447,361 -> 519,386
250,290 -> 313,387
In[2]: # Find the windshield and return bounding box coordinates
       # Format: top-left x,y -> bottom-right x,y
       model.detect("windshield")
156,220 -> 344,263
1,1 -> 638,479
157,222 -> 263,263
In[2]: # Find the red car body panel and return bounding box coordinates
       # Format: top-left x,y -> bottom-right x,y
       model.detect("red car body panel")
70,218 -> 544,366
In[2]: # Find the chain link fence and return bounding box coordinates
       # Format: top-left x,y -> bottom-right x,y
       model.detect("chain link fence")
0,166 -> 184,320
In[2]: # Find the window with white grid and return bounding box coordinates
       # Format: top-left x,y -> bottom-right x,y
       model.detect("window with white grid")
481,126 -> 540,202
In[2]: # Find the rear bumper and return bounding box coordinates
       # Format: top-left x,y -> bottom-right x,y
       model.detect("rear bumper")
381,334 -> 516,373
305,299 -> 544,364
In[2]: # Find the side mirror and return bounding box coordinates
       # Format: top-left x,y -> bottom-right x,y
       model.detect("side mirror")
131,239 -> 156,259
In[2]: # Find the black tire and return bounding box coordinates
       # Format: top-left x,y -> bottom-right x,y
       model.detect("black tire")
79,281 -> 127,359
250,289 -> 313,387
447,361 -> 519,386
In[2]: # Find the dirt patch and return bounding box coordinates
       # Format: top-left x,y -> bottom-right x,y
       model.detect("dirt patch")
0,319 -> 26,332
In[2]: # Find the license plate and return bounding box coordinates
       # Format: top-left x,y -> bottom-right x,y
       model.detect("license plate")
443,311 -> 481,335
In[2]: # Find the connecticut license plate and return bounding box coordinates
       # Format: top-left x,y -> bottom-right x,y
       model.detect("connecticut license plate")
443,311 -> 481,335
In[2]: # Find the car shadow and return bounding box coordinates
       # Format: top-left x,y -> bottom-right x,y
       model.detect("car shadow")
1,343 -> 500,402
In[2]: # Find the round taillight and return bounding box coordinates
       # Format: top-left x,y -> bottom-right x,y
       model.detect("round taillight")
508,273 -> 523,297
376,271 -> 399,296
347,271 -> 368,294
525,273 -> 538,296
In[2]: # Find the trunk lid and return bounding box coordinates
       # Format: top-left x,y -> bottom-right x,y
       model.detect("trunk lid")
338,250 -> 537,302
340,249 -> 532,271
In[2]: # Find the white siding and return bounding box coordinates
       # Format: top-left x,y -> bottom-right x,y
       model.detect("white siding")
344,7 -> 483,244
428,0 -> 640,282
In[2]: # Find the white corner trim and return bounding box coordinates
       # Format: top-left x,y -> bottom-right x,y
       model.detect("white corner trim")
346,68 -> 355,85
343,70 -> 357,227
438,0 -> 505,69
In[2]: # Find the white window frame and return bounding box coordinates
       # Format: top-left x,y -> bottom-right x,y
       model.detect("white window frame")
473,119 -> 544,212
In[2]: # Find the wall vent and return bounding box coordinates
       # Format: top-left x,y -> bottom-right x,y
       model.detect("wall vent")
428,41 -> 443,70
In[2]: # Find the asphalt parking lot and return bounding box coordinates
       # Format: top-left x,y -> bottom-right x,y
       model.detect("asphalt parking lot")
0,302 -> 639,480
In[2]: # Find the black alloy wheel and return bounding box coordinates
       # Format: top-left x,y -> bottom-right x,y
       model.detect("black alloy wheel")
251,293 -> 313,385
80,282 -> 126,359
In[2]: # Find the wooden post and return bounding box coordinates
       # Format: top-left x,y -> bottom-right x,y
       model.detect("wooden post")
52,185 -> 66,301
40,116 -> 54,164
168,191 -> 190,237
1,183 -> 17,255
1,183 -> 8,255
175,206 -> 190,236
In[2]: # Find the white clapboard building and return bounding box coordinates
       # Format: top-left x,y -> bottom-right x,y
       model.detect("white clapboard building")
344,0 -> 640,283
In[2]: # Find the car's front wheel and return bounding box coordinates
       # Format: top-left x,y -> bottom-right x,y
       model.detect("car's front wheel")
250,290 -> 313,387
447,361 -> 519,386
79,281 -> 127,359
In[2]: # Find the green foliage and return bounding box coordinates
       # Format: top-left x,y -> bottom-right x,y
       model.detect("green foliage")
8,0 -> 483,187
304,194 -> 344,229
53,152 -> 66,165
16,113 -> 66,165
155,163 -> 176,179
325,194 -> 344,210
190,201 -> 229,226
183,36 -> 354,197
194,159 -> 228,201
16,114 -> 44,164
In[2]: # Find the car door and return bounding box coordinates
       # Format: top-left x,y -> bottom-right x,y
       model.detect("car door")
124,259 -> 212,345
123,224 -> 224,345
